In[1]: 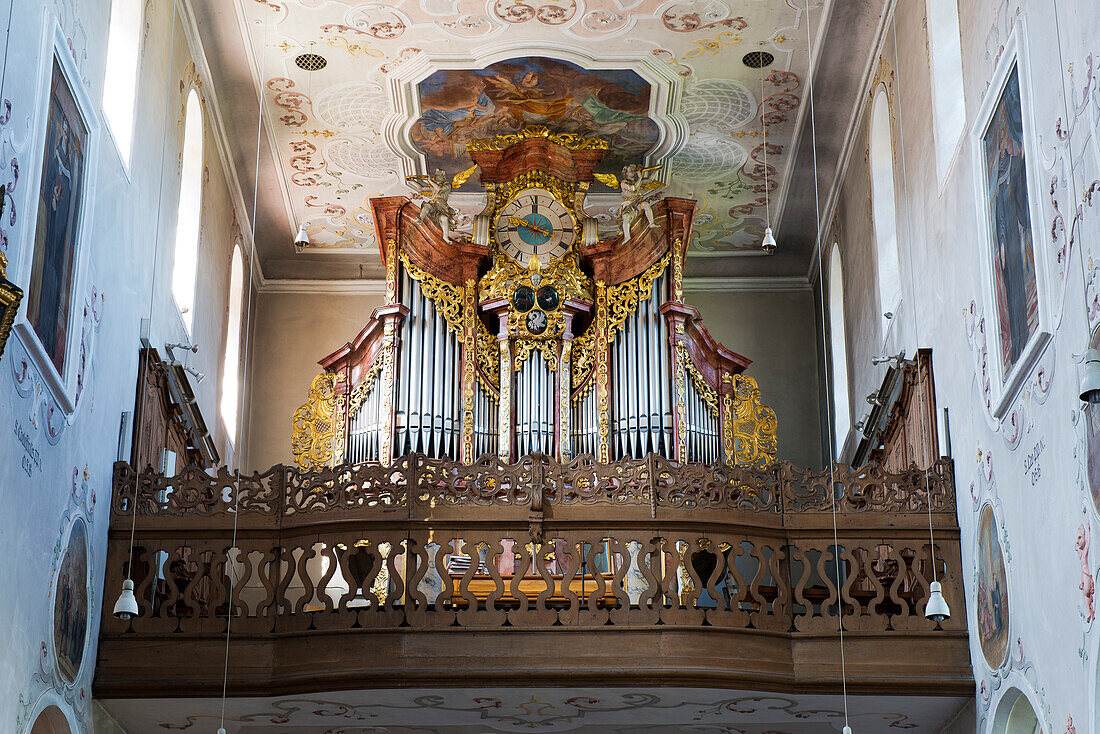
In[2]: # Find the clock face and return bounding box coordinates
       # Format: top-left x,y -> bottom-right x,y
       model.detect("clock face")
494,188 -> 575,266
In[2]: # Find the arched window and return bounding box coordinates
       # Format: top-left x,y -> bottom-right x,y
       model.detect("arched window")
172,90 -> 203,333
869,89 -> 902,336
220,245 -> 245,438
926,0 -> 966,177
995,691 -> 1044,734
828,243 -> 851,454
102,0 -> 143,164
30,706 -> 72,734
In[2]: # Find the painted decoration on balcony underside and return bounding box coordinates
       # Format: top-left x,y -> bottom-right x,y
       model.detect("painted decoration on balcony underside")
981,67 -> 1038,378
977,503 -> 1010,668
53,516 -> 89,682
411,57 -> 659,192
28,58 -> 88,375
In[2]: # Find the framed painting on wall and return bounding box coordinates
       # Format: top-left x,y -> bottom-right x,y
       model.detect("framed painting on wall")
12,20 -> 99,413
970,20 -> 1051,418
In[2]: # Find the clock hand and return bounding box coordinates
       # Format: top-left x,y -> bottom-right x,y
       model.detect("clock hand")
508,216 -> 549,237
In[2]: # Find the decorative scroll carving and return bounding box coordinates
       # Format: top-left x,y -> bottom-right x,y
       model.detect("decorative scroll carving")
514,338 -> 558,372
672,237 -> 684,301
558,339 -> 572,460
291,372 -> 346,470
112,455 -> 957,518
723,373 -> 777,468
347,355 -> 384,415
384,237 -> 398,304
466,124 -> 610,152
399,251 -> 464,336
476,319 -> 500,390
461,279 -> 478,464
605,251 -> 671,345
673,325 -> 689,463
378,319 -> 398,466
594,281 -> 611,462
677,342 -> 719,418
498,339 -> 512,460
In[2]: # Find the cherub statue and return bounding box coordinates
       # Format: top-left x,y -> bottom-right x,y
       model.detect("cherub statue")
405,164 -> 478,241
594,164 -> 665,241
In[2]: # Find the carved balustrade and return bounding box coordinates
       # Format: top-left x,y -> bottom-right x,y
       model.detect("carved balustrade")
98,455 -> 969,697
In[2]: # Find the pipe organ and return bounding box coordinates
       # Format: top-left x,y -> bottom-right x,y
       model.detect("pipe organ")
292,127 -> 777,470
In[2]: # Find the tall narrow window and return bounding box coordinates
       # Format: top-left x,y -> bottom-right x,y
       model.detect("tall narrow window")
926,0 -> 966,178
172,90 -> 203,333
869,89 -> 902,336
221,246 -> 245,438
102,0 -> 143,164
828,243 -> 851,454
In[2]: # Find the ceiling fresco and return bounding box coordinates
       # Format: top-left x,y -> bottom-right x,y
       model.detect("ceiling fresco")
224,0 -> 824,267
101,687 -> 967,733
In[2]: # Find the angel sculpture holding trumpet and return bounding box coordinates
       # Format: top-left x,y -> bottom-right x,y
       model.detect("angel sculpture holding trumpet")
405,164 -> 478,241
594,163 -> 665,241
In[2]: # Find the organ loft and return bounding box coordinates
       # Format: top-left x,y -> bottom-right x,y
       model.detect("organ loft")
291,125 -> 777,470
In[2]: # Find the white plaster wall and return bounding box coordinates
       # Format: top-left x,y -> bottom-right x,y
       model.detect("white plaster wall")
828,0 -> 1100,730
0,1 -> 249,730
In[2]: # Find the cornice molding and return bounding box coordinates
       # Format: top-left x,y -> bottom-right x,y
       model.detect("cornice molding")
257,277 -> 809,295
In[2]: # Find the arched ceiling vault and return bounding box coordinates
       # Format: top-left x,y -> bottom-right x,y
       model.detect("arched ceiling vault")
190,0 -> 889,280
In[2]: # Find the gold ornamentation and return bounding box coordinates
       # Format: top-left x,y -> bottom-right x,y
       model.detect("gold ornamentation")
569,327 -> 596,399
466,124 -> 609,152
595,281 -> 610,462
461,279 -> 477,464
291,372 -> 346,470
385,238 -> 398,304
378,320 -> 398,466
347,355 -> 385,415
399,251 -> 464,336
605,251 -> 671,345
476,319 -> 500,390
672,237 -> 684,302
721,389 -> 735,466
498,339 -> 512,461
480,251 -> 592,305
676,342 -> 719,419
558,339 -> 572,461
722,372 -> 778,467
673,325 -> 688,463
514,338 -> 558,372
0,252 -> 23,363
370,542 -> 392,604
451,163 -> 479,189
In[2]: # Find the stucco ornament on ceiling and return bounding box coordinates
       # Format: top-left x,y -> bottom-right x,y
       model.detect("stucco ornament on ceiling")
234,0 -> 821,254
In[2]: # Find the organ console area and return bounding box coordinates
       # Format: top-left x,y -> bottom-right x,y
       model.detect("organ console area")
291,126 -> 777,470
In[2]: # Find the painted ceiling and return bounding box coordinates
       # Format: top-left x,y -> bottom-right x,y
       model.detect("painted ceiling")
101,686 -> 968,733
212,0 -> 826,277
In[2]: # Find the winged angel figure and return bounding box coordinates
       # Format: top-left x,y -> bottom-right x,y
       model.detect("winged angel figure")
405,164 -> 479,241
594,163 -> 665,241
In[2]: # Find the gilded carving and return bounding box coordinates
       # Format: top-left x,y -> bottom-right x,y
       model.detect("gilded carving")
558,339 -> 572,461
595,281 -> 610,462
673,324 -> 688,463
498,338 -> 512,461
347,355 -> 385,415
291,371 -> 346,470
676,342 -> 719,418
722,372 -> 778,467
385,237 -> 398,304
466,124 -> 609,152
672,237 -> 684,302
399,251 -> 464,336
476,319 -> 501,390
461,279 -> 477,464
378,319 -> 398,466
605,251 -> 671,345
514,338 -> 559,372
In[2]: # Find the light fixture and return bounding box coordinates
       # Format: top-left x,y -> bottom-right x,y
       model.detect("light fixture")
924,580 -> 951,622
113,579 -> 138,620
294,223 -> 311,247
843,727 -> 853,734
761,227 -> 776,253
1080,348 -> 1100,403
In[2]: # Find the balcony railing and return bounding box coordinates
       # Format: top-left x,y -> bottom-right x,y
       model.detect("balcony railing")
96,455 -> 970,697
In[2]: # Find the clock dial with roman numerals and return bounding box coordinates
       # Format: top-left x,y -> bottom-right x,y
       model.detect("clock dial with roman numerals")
493,188 -> 575,266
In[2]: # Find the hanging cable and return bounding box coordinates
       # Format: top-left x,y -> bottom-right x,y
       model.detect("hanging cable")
803,0 -> 849,727
891,11 -> 950,623
112,0 -> 179,624
218,17 -> 268,734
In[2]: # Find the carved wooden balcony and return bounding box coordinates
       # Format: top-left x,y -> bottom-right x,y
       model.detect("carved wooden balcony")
96,455 -> 970,698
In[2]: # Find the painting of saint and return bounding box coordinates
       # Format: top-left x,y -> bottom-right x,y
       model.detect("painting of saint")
410,58 -> 659,191
976,505 -> 1009,668
981,66 -> 1038,378
27,58 -> 88,375
53,517 -> 89,682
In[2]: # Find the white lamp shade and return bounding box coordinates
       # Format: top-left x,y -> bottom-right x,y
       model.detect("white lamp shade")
761,226 -> 777,252
924,580 -> 951,622
294,223 -> 311,247
113,579 -> 139,620
1081,348 -> 1100,403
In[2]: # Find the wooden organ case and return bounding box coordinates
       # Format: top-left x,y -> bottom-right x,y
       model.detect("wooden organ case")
292,127 -> 778,469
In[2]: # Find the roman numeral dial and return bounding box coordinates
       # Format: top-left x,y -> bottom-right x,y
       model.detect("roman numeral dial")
493,188 -> 575,267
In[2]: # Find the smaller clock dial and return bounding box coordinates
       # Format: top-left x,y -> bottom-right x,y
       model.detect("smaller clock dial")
494,188 -> 575,266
